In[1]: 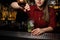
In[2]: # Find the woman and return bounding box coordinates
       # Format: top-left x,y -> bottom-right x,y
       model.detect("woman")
24,0 -> 56,35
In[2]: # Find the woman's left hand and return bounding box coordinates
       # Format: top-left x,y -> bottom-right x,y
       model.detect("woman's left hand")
31,28 -> 45,35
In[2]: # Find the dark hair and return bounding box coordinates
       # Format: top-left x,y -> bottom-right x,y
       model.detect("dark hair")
41,0 -> 48,9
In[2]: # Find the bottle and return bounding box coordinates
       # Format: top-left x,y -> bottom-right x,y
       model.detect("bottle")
27,20 -> 34,32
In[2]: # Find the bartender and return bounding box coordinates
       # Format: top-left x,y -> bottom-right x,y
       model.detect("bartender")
11,0 -> 28,31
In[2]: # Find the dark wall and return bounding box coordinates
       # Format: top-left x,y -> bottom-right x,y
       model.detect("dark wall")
0,0 -> 16,5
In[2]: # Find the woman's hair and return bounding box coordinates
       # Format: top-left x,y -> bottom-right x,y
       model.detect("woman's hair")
41,0 -> 48,9
42,0 -> 49,22
41,0 -> 49,22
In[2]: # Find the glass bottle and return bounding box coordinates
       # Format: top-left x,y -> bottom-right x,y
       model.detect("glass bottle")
27,20 -> 34,32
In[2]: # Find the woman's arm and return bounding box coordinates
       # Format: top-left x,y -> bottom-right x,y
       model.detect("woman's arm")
31,26 -> 53,35
11,2 -> 23,10
31,8 -> 56,35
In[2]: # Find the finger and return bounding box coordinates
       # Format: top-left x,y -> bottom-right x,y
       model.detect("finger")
31,30 -> 39,35
25,4 -> 29,8
33,30 -> 40,36
24,6 -> 27,9
36,31 -> 44,35
24,6 -> 29,10
31,29 -> 37,35
25,4 -> 30,9
32,28 -> 40,36
31,29 -> 36,33
36,31 -> 40,36
24,9 -> 26,12
32,31 -> 37,35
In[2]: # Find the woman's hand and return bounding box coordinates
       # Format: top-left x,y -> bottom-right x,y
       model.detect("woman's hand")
31,28 -> 45,36
24,3 -> 30,12
31,27 -> 53,36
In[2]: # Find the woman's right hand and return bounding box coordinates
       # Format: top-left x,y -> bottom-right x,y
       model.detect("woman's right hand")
24,3 -> 30,12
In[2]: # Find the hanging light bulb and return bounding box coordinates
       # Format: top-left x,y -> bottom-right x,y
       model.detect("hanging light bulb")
50,0 -> 56,5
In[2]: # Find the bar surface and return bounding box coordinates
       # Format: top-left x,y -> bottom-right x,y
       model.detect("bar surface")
0,30 -> 60,40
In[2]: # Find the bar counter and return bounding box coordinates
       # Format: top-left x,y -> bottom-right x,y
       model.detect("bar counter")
0,30 -> 60,40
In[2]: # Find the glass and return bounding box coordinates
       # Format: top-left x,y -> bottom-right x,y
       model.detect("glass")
27,20 -> 34,32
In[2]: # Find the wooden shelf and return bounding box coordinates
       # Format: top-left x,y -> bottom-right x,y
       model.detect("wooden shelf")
49,5 -> 59,9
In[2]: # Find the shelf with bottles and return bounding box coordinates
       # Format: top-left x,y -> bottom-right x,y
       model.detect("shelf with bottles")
48,0 -> 58,9
0,5 -> 17,21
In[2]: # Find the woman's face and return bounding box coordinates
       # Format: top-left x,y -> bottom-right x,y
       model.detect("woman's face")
35,0 -> 45,7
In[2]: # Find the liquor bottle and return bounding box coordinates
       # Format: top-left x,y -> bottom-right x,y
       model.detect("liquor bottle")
18,0 -> 27,9
18,2 -> 26,8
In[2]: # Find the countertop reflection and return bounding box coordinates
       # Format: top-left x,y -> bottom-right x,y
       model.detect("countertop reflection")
0,30 -> 60,40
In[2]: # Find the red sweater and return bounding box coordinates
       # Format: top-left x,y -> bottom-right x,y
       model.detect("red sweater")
28,5 -> 56,28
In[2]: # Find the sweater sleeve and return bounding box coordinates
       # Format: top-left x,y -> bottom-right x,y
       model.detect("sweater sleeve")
48,7 -> 56,28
